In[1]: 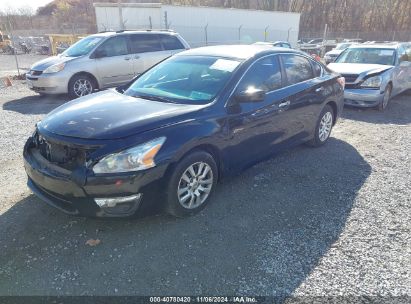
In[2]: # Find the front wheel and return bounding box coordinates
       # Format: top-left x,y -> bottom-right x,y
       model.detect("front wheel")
307,104 -> 334,147
165,151 -> 218,218
378,84 -> 392,111
68,74 -> 96,99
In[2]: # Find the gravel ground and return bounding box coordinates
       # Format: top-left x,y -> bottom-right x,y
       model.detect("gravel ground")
0,78 -> 410,299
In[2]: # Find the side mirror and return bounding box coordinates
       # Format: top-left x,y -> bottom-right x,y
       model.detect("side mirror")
235,88 -> 266,103
92,48 -> 107,59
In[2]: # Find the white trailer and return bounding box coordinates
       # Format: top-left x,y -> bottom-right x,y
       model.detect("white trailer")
94,3 -> 300,47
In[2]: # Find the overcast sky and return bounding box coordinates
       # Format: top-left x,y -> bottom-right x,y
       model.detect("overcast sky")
0,0 -> 52,11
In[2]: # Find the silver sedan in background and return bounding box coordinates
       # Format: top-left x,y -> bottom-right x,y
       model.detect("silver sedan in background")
328,43 -> 411,110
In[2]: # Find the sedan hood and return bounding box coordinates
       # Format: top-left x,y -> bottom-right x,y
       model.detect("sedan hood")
30,55 -> 76,71
327,63 -> 392,75
39,90 -> 206,140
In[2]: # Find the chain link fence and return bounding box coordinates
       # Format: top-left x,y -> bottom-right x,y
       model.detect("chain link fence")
300,30 -> 411,42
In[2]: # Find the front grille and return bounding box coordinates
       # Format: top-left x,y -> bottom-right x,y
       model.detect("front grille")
34,132 -> 96,171
30,70 -> 43,76
342,74 -> 359,83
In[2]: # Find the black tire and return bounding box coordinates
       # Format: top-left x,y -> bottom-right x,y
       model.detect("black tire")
165,151 -> 218,218
68,74 -> 96,99
307,104 -> 334,147
378,84 -> 392,111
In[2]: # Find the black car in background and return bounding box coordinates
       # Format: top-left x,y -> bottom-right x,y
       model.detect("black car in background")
24,45 -> 344,218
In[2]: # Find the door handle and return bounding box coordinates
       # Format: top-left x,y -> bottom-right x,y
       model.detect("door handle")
124,57 -> 131,60
279,100 -> 290,108
134,55 -> 140,59
315,87 -> 324,92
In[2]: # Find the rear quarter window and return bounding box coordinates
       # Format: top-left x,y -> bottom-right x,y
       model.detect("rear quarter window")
312,61 -> 323,77
281,54 -> 314,85
160,35 -> 185,50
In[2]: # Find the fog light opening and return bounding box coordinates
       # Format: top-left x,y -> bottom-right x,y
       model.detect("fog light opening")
94,194 -> 142,208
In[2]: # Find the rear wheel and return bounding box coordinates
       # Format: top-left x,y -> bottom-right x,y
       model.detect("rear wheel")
165,151 -> 218,218
378,84 -> 392,111
68,74 -> 96,99
307,104 -> 334,147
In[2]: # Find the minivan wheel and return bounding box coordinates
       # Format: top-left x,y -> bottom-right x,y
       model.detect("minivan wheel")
165,151 -> 217,218
68,74 -> 95,99
378,84 -> 392,111
307,104 -> 334,147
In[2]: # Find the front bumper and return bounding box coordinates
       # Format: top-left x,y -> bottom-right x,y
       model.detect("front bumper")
24,144 -> 166,217
25,72 -> 70,94
344,88 -> 384,108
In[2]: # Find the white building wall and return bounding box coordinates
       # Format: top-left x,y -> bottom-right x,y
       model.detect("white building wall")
163,5 -> 300,47
94,3 -> 300,47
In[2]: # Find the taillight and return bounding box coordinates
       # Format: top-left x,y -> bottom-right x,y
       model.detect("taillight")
337,76 -> 345,89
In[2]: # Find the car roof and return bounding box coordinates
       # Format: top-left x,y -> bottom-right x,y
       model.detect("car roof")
89,30 -> 177,38
176,44 -> 300,60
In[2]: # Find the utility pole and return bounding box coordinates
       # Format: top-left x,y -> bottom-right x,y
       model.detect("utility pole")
7,16 -> 20,76
118,0 -> 124,30
164,11 -> 168,29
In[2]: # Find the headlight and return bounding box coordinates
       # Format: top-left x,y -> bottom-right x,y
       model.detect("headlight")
360,76 -> 382,88
43,62 -> 66,74
92,137 -> 166,174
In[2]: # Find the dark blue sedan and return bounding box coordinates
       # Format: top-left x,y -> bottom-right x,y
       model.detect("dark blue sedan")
23,45 -> 344,218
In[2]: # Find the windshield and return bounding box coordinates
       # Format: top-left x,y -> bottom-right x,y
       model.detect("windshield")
335,48 -> 396,65
125,56 -> 241,104
62,36 -> 103,57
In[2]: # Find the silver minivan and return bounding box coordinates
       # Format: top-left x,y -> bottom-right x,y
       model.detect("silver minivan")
26,30 -> 190,98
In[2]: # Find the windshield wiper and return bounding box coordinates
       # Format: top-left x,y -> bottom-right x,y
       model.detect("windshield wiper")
132,94 -> 176,103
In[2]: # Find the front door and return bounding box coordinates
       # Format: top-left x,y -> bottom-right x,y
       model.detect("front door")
93,35 -> 134,88
225,55 -> 293,170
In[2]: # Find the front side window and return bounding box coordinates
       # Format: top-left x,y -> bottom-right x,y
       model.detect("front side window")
129,34 -> 163,53
237,56 -> 283,93
96,36 -> 128,57
281,54 -> 314,85
335,48 -> 396,66
125,55 -> 241,104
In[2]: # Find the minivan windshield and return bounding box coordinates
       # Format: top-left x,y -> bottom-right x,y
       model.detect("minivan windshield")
335,48 -> 396,65
62,36 -> 103,57
125,55 -> 241,104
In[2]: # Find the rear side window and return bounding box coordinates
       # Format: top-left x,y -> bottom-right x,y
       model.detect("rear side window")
97,36 -> 128,57
160,35 -> 185,50
129,34 -> 163,53
281,54 -> 314,85
237,56 -> 282,92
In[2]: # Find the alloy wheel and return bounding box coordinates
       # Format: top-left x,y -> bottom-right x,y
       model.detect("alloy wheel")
73,79 -> 93,97
177,162 -> 214,209
319,111 -> 333,142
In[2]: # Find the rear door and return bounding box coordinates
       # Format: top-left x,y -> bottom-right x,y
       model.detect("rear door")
93,35 -> 134,88
128,34 -> 171,76
279,53 -> 327,140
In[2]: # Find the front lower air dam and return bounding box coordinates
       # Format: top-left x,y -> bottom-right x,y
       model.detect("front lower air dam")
94,193 -> 143,216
